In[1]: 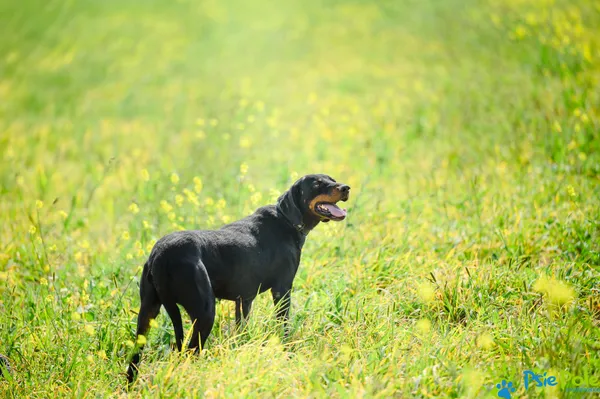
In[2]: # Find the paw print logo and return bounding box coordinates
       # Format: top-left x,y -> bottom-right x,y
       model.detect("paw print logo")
496,380 -> 516,398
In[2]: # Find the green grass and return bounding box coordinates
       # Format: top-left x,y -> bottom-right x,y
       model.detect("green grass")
1,0 -> 599,397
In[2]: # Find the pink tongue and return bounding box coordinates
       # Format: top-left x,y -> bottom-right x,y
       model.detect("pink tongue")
323,203 -> 346,218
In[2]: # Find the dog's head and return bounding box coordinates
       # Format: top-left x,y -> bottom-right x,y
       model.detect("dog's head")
276,174 -> 350,233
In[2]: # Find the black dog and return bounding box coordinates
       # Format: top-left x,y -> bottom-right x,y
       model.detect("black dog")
126,174 -> 350,382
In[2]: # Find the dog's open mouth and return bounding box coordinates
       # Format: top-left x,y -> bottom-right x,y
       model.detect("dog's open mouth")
315,202 -> 347,221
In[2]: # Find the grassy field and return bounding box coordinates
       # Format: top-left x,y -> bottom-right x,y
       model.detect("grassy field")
1,0 -> 599,397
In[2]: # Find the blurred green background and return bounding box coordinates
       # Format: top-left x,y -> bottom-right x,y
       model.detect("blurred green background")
0,0 -> 599,397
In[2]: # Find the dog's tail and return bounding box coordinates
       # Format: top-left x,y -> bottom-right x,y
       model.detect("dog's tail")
126,261 -> 160,384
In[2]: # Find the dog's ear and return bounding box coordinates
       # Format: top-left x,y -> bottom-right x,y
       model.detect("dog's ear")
276,179 -> 304,228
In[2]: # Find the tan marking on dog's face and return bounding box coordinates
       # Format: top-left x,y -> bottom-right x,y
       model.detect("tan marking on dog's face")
308,191 -> 344,219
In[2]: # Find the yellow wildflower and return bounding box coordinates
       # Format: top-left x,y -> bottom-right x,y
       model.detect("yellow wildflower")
170,173 -> 180,185
160,200 -> 173,213
417,282 -> 436,303
533,275 -> 575,305
36,200 -> 44,209
129,203 -> 140,214
462,368 -> 486,397
240,163 -> 249,175
477,333 -> 494,349
416,318 -> 432,334
184,189 -> 200,206
580,113 -> 589,123
175,195 -> 184,207
514,25 -> 527,39
140,169 -> 150,182
553,121 -> 562,132
136,335 -> 147,346
239,136 -> 251,148
269,188 -> 280,202
193,176 -> 203,194
121,231 -> 130,241
250,192 -> 263,205
84,324 -> 95,336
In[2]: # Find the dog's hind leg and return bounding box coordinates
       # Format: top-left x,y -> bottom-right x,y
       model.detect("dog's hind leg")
127,263 -> 161,384
177,261 -> 215,352
186,301 -> 215,352
161,300 -> 184,352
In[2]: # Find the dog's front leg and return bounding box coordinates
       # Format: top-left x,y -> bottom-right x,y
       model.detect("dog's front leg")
271,288 -> 292,336
235,298 -> 242,325
235,298 -> 253,327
